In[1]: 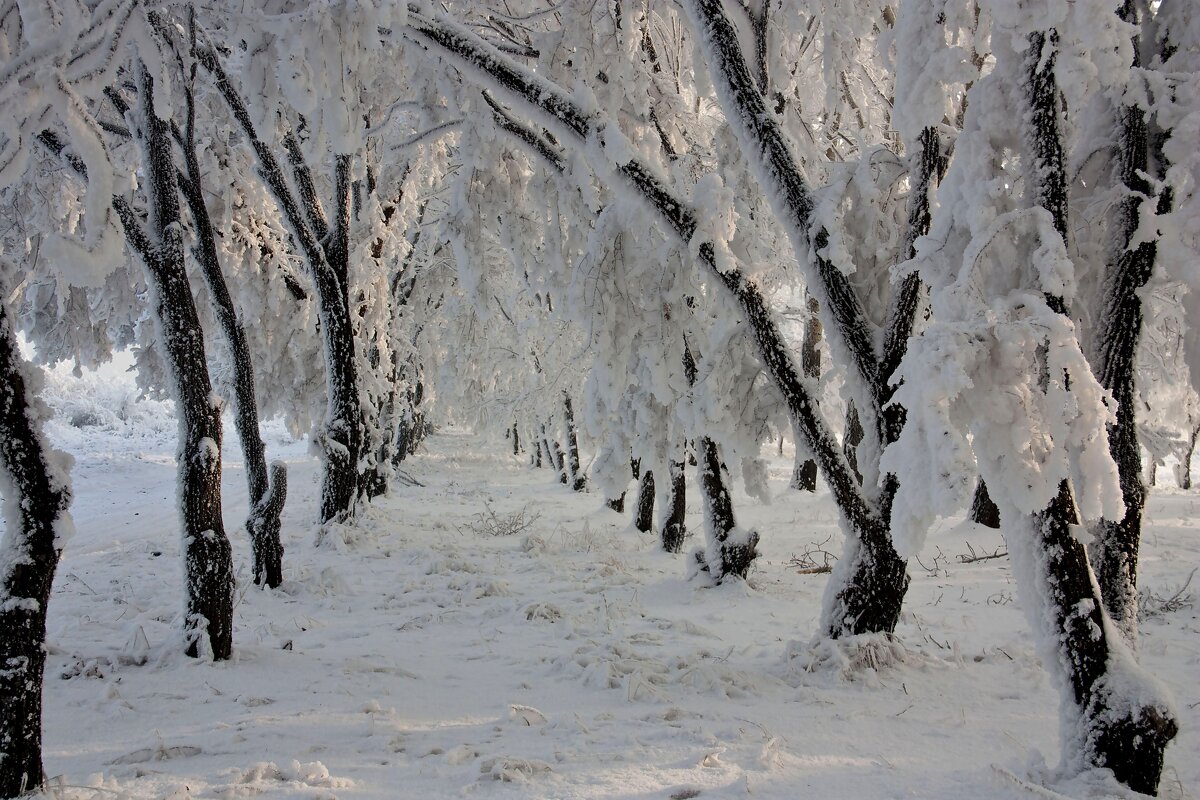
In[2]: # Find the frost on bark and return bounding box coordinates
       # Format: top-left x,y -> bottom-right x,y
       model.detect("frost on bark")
792,295 -> 820,492
0,298 -> 72,799
1088,0 -> 1163,645
408,6 -> 908,636
634,466 -> 655,533
1018,30 -> 1175,792
693,437 -> 758,581
172,35 -> 285,586
562,392 -> 586,491
195,34 -> 361,525
1180,423 -> 1199,490
132,61 -> 234,659
660,456 -> 687,553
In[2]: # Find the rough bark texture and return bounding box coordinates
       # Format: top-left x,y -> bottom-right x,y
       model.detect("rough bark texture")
0,301 -> 71,798
563,393 -> 586,491
792,295 -> 820,491
635,468 -> 655,533
969,480 -> 1001,529
661,457 -> 687,553
134,62 -> 234,659
1020,30 -> 1176,792
196,37 -> 361,525
695,437 -> 759,580
1088,0 -> 1161,645
176,47 -> 285,586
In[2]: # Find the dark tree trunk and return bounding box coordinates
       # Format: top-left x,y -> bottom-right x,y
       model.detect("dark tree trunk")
1089,0 -> 1165,645
660,457 -> 687,553
133,61 -> 234,659
542,424 -> 567,484
634,465 -> 655,533
793,294 -> 821,491
563,392 -> 586,491
512,422 -> 521,456
175,46 -> 285,587
969,480 -> 1001,529
1019,30 -> 1175,792
0,300 -> 72,798
694,437 -> 759,581
533,434 -> 545,468
196,39 -> 361,525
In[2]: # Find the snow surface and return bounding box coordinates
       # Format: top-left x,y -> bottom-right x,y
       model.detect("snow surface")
9,368 -> 1199,799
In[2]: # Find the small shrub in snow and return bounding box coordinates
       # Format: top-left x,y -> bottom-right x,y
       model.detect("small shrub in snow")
458,502 -> 541,537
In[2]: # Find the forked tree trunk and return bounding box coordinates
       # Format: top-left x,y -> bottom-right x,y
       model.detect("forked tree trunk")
133,61 -> 234,659
175,48 -> 285,586
660,456 -> 687,553
196,37 -> 361,525
0,299 -> 72,798
694,437 -> 758,581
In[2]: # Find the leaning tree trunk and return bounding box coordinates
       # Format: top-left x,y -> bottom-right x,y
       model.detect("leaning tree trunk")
133,61 -> 234,659
660,455 -> 687,553
792,294 -> 821,491
176,57 -> 285,587
0,297 -> 73,798
563,392 -> 586,491
1017,29 -> 1175,792
409,7 -> 909,636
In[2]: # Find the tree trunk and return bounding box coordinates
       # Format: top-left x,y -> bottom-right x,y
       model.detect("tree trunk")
512,422 -> 521,456
134,61 -> 234,659
794,294 -> 821,491
694,437 -> 758,581
1089,0 -> 1166,646
563,392 -> 586,491
1180,423 -> 1198,490
196,40 -> 361,525
1019,29 -> 1175,791
0,299 -> 72,798
634,466 -> 655,533
969,480 -> 1001,529
176,55 -> 285,587
660,457 -> 687,553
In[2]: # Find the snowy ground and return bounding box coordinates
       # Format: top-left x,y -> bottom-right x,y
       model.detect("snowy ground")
14,371 -> 1200,799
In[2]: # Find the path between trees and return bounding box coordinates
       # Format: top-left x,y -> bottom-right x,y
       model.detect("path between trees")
37,429 -> 1199,799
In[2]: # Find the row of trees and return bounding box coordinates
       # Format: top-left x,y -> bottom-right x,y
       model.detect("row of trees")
1,0 -> 1196,795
